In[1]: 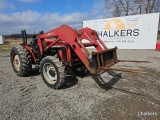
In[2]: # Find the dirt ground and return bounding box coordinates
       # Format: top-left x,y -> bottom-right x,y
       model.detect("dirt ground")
0,49 -> 160,120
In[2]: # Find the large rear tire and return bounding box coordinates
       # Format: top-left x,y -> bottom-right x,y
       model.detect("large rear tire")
40,56 -> 66,89
10,45 -> 32,77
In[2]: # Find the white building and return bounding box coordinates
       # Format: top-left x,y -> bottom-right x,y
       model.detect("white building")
0,35 -> 4,44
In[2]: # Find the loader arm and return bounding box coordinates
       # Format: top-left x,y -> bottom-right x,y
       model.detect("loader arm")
36,25 -> 147,74
36,25 -> 118,73
37,25 -> 92,71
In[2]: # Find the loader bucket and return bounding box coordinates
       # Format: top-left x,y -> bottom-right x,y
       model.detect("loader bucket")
91,47 -> 118,73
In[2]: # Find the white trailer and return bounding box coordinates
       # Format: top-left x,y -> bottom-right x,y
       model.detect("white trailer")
0,35 -> 4,44
83,13 -> 160,49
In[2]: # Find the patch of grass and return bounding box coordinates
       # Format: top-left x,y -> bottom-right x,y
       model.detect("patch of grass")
0,44 -> 15,52
0,49 -> 10,52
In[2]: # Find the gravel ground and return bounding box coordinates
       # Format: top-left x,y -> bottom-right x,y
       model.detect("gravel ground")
0,49 -> 160,120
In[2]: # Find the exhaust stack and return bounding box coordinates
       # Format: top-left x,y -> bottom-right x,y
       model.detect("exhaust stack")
21,30 -> 27,44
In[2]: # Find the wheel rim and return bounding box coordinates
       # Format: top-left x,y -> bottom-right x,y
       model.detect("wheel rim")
13,54 -> 20,71
43,63 -> 57,84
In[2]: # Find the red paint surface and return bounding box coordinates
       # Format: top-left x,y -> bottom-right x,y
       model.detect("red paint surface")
156,43 -> 160,50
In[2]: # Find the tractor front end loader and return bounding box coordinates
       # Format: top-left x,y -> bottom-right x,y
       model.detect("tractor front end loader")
10,25 -> 148,89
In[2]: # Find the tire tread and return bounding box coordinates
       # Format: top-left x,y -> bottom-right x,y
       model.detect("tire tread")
10,45 -> 32,77
40,56 -> 66,89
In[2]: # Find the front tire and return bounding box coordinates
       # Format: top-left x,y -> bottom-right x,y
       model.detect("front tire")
40,56 -> 66,89
10,45 -> 32,77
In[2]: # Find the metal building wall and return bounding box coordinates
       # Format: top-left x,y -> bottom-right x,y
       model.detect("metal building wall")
83,13 -> 159,49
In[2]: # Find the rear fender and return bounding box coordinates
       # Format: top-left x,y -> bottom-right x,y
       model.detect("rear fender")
20,44 -> 37,63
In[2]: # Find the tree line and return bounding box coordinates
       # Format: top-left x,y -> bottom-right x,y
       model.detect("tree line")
4,34 -> 33,39
104,0 -> 160,17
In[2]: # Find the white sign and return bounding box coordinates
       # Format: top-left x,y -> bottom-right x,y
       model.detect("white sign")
83,13 -> 159,49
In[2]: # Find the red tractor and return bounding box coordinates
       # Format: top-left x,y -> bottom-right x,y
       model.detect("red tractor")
10,25 -> 146,89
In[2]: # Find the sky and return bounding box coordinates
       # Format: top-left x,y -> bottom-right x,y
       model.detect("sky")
0,0 -> 106,35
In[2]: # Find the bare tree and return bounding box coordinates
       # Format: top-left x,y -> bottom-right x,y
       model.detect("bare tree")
104,0 -> 160,17
134,0 -> 160,13
104,0 -> 137,17
112,0 -> 121,16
